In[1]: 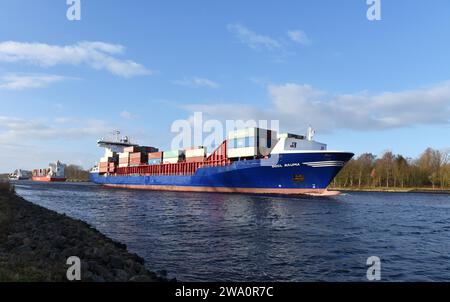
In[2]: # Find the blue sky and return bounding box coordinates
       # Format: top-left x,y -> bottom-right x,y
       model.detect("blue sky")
0,0 -> 449,172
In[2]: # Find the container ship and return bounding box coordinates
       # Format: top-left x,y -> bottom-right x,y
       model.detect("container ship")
8,169 -> 32,181
32,161 -> 67,182
90,128 -> 353,196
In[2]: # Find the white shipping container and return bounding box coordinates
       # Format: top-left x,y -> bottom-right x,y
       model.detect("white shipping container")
163,149 -> 185,159
228,127 -> 258,140
228,127 -> 277,139
186,148 -> 207,158
100,156 -> 115,163
104,150 -> 114,157
118,164 -> 129,168
119,152 -> 129,159
227,147 -> 258,158
163,158 -> 179,164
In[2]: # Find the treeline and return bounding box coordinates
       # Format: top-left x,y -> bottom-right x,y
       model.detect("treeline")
333,148 -> 450,189
65,165 -> 90,181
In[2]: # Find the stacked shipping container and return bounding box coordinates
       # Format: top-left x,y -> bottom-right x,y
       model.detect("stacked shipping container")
108,162 -> 115,173
185,146 -> 207,163
148,152 -> 163,165
115,146 -> 159,169
163,150 -> 185,164
33,168 -> 50,177
98,148 -> 118,173
99,155 -> 118,173
129,152 -> 148,166
227,127 -> 278,158
99,129 -> 281,176
118,152 -> 129,168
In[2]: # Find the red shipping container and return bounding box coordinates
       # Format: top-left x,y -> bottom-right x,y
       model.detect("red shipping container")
130,152 -> 148,162
140,146 -> 159,153
186,156 -> 205,163
148,152 -> 163,159
124,146 -> 140,153
129,159 -> 143,164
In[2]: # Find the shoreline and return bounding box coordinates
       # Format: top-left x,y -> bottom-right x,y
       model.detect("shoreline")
330,187 -> 450,194
0,188 -> 172,282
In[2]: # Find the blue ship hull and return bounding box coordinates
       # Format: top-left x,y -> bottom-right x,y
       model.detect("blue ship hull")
90,152 -> 354,195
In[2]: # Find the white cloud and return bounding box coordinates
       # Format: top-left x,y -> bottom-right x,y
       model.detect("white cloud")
173,77 -> 219,89
180,81 -> 450,133
287,30 -> 311,45
0,73 -> 68,90
120,110 -> 139,120
0,116 -> 112,142
0,115 -> 155,172
0,41 -> 151,77
227,23 -> 282,51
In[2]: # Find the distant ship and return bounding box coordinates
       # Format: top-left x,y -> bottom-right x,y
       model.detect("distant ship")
8,169 -> 32,181
32,161 -> 67,182
90,128 -> 353,196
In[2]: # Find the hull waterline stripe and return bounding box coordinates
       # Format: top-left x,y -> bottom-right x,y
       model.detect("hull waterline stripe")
102,184 -> 329,195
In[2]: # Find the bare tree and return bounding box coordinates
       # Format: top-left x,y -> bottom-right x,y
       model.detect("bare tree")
332,147 -> 449,190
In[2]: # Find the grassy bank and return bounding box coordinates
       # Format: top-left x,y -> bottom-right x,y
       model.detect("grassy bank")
330,186 -> 450,194
0,181 -> 170,282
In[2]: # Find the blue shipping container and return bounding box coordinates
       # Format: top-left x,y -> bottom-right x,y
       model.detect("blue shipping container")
148,158 -> 162,165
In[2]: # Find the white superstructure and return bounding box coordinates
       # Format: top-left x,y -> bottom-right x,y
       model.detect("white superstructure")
9,169 -> 32,180
48,161 -> 66,178
97,130 -> 137,158
271,127 -> 327,155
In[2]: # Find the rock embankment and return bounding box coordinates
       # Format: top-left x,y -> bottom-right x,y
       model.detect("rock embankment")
0,189 -> 170,282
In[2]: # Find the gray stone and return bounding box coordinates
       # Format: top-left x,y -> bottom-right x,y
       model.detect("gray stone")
14,244 -> 32,253
109,255 -> 124,269
53,236 -> 66,249
113,269 -> 128,281
129,275 -> 153,282
62,247 -> 81,258
91,263 -> 111,277
22,237 -> 31,246
0,192 -> 168,282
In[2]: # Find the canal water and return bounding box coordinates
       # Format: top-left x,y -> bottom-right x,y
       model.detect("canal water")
14,181 -> 450,281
